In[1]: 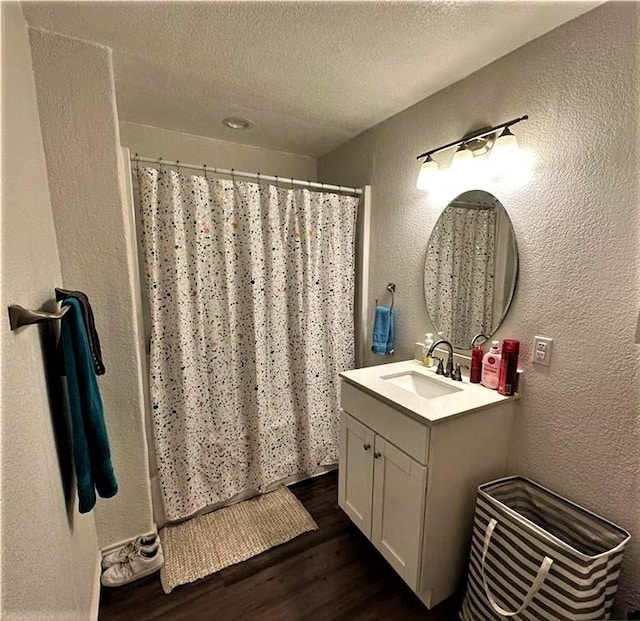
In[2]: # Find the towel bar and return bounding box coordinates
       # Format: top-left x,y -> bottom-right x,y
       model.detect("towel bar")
8,304 -> 69,331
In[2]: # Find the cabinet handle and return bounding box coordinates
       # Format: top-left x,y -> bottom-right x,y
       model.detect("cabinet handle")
363,443 -> 371,451
374,451 -> 382,459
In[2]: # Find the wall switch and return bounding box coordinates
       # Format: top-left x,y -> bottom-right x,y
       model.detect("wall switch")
533,336 -> 553,366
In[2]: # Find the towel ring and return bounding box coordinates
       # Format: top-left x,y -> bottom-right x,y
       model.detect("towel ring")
375,283 -> 396,310
387,283 -> 396,310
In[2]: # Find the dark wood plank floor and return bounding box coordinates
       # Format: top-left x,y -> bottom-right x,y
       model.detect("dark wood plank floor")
99,471 -> 463,620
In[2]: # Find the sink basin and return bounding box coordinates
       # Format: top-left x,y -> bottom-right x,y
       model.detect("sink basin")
382,371 -> 463,399
341,360 -> 518,424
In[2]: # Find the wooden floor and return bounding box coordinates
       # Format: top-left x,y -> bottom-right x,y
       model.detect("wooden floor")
99,471 -> 463,620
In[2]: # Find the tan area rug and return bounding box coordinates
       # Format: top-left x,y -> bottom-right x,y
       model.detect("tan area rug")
159,486 -> 318,593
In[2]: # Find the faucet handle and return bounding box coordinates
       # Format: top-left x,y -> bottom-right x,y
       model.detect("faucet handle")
470,333 -> 489,348
433,356 -> 445,375
452,363 -> 469,381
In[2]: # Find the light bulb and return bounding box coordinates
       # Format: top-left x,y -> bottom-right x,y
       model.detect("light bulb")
490,127 -> 520,169
490,126 -> 533,188
450,144 -> 474,175
416,155 -> 440,190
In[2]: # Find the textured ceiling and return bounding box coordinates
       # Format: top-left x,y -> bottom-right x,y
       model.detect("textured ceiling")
22,1 -> 600,157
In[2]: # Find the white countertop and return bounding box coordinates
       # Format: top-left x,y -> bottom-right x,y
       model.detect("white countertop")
340,359 -> 518,425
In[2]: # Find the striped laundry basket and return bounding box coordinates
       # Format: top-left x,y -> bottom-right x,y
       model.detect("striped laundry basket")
460,476 -> 630,621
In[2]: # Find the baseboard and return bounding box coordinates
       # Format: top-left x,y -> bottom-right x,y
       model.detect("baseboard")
90,550 -> 102,621
282,464 -> 337,488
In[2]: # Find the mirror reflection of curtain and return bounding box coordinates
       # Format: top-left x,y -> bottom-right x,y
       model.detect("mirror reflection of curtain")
425,203 -> 496,346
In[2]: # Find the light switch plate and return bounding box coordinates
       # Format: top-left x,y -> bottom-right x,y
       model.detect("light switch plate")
533,336 -> 553,366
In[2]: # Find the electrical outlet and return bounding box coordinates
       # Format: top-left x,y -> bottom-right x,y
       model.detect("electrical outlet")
533,336 -> 553,366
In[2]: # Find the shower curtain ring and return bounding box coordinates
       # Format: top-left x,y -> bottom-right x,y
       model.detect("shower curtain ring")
257,172 -> 261,185
176,160 -> 180,174
232,168 -> 235,183
134,153 -> 140,174
291,177 -> 294,190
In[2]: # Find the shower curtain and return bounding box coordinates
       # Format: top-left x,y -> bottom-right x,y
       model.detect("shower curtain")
425,204 -> 496,346
137,167 -> 359,522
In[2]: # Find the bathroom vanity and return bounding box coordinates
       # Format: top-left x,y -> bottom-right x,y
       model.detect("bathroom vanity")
338,360 -> 517,609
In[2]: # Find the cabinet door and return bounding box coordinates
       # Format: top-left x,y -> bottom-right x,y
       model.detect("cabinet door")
371,436 -> 427,589
338,413 -> 375,537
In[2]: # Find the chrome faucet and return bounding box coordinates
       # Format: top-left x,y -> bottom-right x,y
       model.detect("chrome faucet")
428,338 -> 454,378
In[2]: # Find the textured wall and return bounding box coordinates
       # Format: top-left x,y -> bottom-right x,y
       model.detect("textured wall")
319,3 -> 639,613
120,122 -> 317,181
28,28 -> 154,549
0,4 -> 99,618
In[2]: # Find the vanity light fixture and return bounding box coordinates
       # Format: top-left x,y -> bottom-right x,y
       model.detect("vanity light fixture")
416,115 -> 528,189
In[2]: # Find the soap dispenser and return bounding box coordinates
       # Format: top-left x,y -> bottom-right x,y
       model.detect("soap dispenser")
481,341 -> 501,389
422,333 -> 434,367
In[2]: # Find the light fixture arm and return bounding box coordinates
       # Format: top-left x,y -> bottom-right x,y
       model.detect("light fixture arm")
416,115 -> 528,160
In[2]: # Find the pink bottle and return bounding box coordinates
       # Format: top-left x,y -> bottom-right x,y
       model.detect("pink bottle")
481,341 -> 501,389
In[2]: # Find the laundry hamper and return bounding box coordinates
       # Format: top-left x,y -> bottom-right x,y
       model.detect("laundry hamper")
460,476 -> 630,621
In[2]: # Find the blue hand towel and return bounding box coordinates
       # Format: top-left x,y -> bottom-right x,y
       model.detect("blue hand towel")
61,297 -> 117,513
372,305 -> 395,356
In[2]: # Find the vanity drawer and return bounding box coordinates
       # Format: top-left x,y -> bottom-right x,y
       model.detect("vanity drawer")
341,380 -> 430,464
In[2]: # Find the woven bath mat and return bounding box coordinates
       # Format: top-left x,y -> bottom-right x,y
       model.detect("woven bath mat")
159,486 -> 318,593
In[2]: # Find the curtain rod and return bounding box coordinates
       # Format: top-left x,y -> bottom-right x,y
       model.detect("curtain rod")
131,154 -> 362,196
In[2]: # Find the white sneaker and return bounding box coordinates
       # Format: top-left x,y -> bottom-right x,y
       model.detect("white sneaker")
101,546 -> 164,587
102,535 -> 158,569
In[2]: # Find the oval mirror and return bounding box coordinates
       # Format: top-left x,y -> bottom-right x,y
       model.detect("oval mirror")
423,190 -> 518,349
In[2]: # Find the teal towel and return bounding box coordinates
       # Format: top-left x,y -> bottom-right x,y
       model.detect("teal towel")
372,305 -> 395,356
61,297 -> 117,513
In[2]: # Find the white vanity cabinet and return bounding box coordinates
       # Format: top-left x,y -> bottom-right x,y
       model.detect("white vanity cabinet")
340,412 -> 427,587
338,361 -> 517,609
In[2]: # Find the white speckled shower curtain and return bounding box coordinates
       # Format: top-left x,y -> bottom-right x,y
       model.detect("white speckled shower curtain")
137,167 -> 358,521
